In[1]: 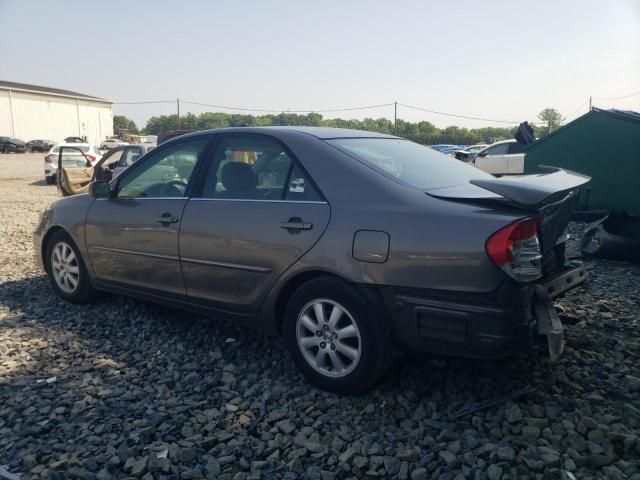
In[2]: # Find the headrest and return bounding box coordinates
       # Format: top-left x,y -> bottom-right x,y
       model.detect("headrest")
220,162 -> 257,191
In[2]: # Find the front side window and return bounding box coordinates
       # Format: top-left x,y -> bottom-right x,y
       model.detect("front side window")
508,142 -> 524,154
328,138 -> 492,191
117,139 -> 207,199
203,136 -> 313,200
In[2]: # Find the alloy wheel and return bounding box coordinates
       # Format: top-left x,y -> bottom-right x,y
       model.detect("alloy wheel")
296,299 -> 362,378
51,241 -> 80,294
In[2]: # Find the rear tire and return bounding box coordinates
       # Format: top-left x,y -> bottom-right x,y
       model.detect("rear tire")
283,276 -> 393,394
45,230 -> 94,304
45,176 -> 56,185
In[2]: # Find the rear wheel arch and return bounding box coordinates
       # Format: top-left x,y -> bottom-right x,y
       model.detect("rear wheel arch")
281,274 -> 394,392
274,270 -> 350,335
273,269 -> 389,335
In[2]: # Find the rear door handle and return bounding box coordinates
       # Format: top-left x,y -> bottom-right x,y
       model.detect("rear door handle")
281,218 -> 313,232
156,213 -> 179,225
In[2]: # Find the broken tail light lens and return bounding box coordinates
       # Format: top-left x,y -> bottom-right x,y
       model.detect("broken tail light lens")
486,217 -> 542,282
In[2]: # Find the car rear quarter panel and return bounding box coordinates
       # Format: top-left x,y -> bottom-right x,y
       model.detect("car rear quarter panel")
267,131 -> 526,297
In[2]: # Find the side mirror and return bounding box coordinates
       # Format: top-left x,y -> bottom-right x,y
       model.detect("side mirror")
478,151 -> 488,157
89,181 -> 112,198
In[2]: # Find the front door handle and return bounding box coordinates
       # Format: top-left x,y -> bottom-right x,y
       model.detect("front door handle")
156,213 -> 179,225
281,217 -> 313,233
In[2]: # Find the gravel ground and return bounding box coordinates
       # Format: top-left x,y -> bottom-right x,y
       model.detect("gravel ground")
1,153 -> 639,480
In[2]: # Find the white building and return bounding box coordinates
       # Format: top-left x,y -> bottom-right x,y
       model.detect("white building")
0,80 -> 113,145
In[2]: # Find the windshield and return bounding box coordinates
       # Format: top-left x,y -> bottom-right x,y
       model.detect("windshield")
327,138 -> 493,190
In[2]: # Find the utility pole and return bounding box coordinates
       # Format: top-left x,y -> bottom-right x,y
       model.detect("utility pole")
177,98 -> 181,130
589,96 -> 592,111
394,101 -> 397,134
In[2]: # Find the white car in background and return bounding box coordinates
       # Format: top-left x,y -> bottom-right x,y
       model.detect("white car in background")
100,138 -> 129,150
472,140 -> 525,175
43,143 -> 102,184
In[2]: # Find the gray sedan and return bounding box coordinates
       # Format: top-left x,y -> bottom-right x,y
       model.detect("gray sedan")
34,127 -> 589,392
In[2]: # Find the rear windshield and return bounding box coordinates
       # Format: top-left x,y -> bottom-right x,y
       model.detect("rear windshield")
52,145 -> 90,153
327,138 -> 492,190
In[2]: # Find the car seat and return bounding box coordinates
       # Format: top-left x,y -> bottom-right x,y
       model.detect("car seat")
216,162 -> 261,199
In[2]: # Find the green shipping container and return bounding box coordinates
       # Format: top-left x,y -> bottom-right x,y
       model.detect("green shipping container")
524,108 -> 640,216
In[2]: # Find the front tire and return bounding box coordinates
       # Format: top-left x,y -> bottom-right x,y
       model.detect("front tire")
283,276 -> 393,393
45,231 -> 93,303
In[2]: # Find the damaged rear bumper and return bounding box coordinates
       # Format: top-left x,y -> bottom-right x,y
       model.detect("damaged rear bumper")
376,262 -> 588,360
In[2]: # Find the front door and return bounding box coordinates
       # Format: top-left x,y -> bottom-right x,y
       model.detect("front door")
179,134 -> 330,313
84,137 -> 209,294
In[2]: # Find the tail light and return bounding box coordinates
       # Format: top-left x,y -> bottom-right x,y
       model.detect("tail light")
44,154 -> 55,163
86,155 -> 96,164
486,217 -> 542,282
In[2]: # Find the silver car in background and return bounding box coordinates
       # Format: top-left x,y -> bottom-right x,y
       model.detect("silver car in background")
34,127 -> 589,392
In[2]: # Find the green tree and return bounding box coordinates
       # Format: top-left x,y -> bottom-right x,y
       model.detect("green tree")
113,115 -> 139,134
141,111 -> 525,146
537,108 -> 565,133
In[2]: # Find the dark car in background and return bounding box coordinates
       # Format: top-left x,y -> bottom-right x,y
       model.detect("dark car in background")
34,127 -> 589,392
0,136 -> 27,153
26,139 -> 55,152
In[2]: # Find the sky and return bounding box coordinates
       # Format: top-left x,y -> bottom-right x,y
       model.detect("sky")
1,0 -> 639,129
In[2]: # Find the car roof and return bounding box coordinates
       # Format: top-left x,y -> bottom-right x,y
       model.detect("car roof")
171,126 -> 400,141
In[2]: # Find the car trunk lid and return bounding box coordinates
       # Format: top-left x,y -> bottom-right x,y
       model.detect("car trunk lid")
426,167 -> 590,253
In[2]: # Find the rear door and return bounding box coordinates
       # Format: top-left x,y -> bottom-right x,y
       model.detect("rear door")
179,134 -> 330,313
475,143 -> 510,175
507,142 -> 525,174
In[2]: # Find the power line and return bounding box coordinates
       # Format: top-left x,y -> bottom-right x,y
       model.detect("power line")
566,99 -> 589,119
398,103 -> 525,124
114,97 -> 543,126
113,100 -> 175,105
181,100 -> 394,113
593,89 -> 640,101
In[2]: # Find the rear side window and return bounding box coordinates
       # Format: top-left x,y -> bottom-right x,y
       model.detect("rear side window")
485,143 -> 510,156
202,136 -> 321,201
508,142 -> 524,154
285,163 -> 322,202
327,138 -> 492,190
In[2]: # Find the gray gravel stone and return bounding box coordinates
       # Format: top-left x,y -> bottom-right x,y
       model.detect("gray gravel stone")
486,464 -> 502,480
411,467 -> 428,480
496,446 -> 515,461
0,163 -> 638,480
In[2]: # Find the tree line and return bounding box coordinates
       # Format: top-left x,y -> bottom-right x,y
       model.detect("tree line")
115,108 -> 563,145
